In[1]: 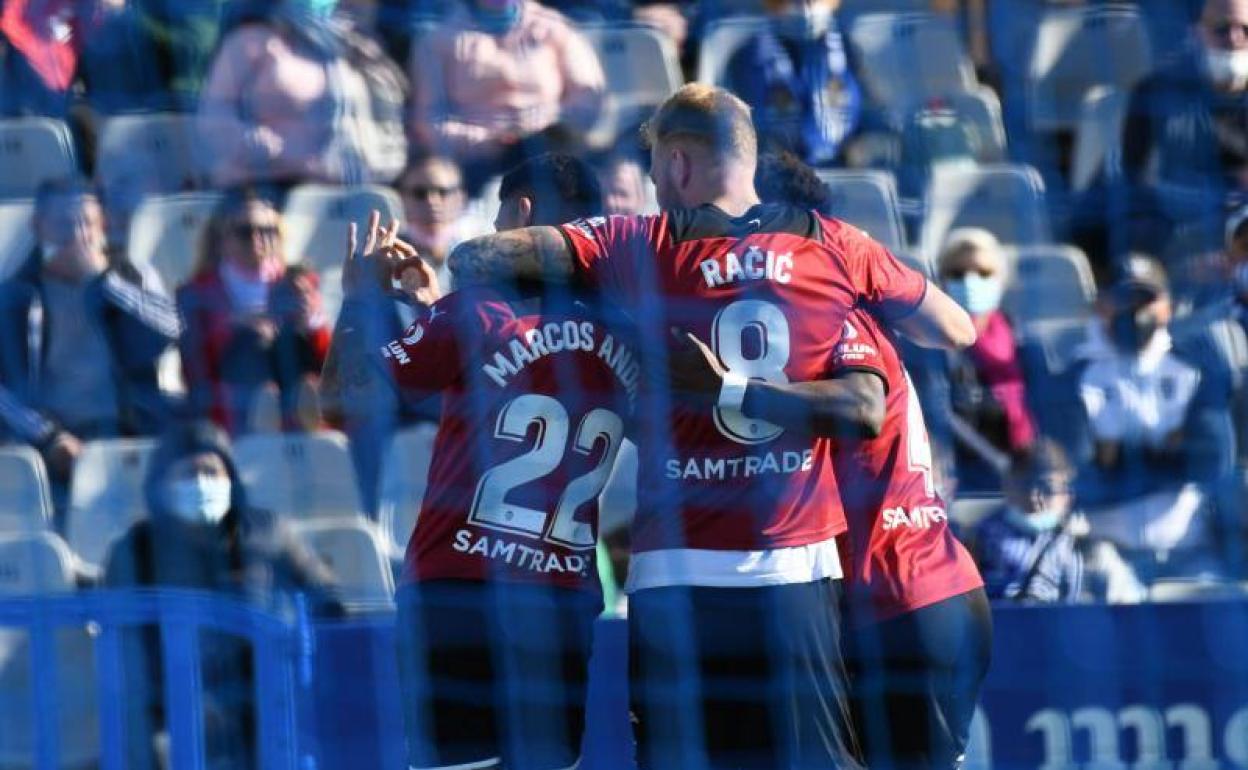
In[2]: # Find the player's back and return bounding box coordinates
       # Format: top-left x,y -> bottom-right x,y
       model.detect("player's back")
560,204 -> 929,567
384,289 -> 634,591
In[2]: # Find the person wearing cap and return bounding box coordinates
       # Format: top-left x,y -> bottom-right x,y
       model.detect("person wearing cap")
1068,256 -> 1224,574
102,420 -> 343,769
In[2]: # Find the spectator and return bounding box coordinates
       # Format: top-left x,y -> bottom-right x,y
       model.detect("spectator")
937,229 -> 1037,489
178,189 -> 331,433
494,152 -> 604,231
394,153 -> 480,289
1072,256 -> 1224,572
0,178 -> 180,510
1123,0 -> 1248,240
103,420 -> 342,769
0,0 -> 88,116
599,153 -> 649,216
407,0 -> 607,192
197,0 -> 407,188
722,0 -> 862,167
973,440 -> 1145,603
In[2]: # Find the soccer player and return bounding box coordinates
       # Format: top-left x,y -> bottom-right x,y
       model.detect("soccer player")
322,157 -> 621,769
447,84 -> 975,768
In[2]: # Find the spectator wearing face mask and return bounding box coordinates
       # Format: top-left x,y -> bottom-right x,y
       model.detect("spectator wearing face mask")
1122,0 -> 1248,241
103,420 -> 343,769
1070,256 -> 1227,572
722,0 -> 863,167
178,189 -> 331,433
972,439 -> 1145,603
0,178 -> 180,516
407,0 -> 607,193
198,0 -> 408,187
937,229 -> 1037,491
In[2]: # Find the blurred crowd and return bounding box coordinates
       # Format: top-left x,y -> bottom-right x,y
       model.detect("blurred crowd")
1,0 -> 1248,619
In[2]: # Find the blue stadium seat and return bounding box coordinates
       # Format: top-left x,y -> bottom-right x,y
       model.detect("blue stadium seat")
0,446 -> 53,533
96,113 -> 206,204
1027,5 -> 1153,132
918,163 -> 1051,261
233,430 -> 363,520
1071,86 -> 1129,192
1003,245 -> 1097,325
294,517 -> 395,609
817,169 -> 908,254
0,118 -> 76,199
696,16 -> 770,86
66,437 -> 158,569
848,12 -> 978,121
126,192 -> 222,291
580,24 -> 683,147
0,198 -> 34,282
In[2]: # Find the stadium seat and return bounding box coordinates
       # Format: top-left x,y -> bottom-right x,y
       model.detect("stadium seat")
1003,245 -> 1096,325
581,25 -> 683,146
0,532 -> 101,769
696,16 -> 770,86
378,423 -> 438,556
0,118 -> 76,199
949,495 -> 1003,530
95,113 -> 205,203
0,446 -> 53,533
126,192 -> 222,290
294,517 -> 395,608
0,199 -> 34,282
1027,5 -> 1152,132
1149,578 -> 1248,603
918,164 -> 1051,261
848,13 -> 977,121
282,184 -> 404,273
817,169 -> 907,254
66,438 -> 158,569
1071,86 -> 1129,192
1019,317 -> 1092,378
233,431 -> 362,520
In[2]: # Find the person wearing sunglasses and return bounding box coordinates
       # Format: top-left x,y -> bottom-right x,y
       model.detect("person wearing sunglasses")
394,153 -> 484,291
178,187 -> 331,433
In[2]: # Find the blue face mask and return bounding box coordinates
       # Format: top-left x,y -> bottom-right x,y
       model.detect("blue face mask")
290,0 -> 337,20
1006,506 -> 1063,534
471,0 -> 522,35
945,273 -> 1003,316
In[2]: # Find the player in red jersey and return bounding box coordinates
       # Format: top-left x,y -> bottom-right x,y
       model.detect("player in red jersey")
447,84 -> 976,769
322,157 -> 623,770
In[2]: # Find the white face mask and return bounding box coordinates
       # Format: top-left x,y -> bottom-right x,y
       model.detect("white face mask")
1204,46 -> 1248,89
165,475 -> 232,524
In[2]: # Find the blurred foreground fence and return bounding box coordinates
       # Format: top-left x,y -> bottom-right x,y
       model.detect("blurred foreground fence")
3,591 -> 1248,768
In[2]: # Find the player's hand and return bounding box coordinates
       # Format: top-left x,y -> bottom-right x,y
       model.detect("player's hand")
396,255 -> 443,307
668,328 -> 726,402
343,210 -> 429,302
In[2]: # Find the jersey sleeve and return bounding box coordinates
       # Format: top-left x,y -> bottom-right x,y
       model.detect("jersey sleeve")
557,214 -> 663,306
838,225 -> 929,322
379,289 -> 514,391
830,309 -> 890,384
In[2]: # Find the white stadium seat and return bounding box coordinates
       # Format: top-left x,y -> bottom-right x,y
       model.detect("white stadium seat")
66,438 -> 157,569
0,199 -> 34,282
939,87 -> 1008,164
918,164 -> 1051,261
1071,86 -> 1128,192
1027,5 -> 1152,132
1003,245 -> 1096,325
282,184 -> 404,273
96,113 -> 205,202
581,24 -> 683,146
233,431 -> 362,519
378,424 -> 438,556
0,118 -> 76,199
0,446 -> 53,533
848,13 -> 977,120
294,518 -> 395,608
0,533 -> 100,769
126,192 -> 222,290
696,16 -> 770,86
950,495 -> 1003,530
817,170 -> 907,254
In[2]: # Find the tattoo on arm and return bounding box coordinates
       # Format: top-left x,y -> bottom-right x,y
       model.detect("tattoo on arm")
320,323 -> 392,422
448,226 -> 575,287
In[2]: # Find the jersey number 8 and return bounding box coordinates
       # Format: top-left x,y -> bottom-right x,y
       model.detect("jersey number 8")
712,300 -> 790,445
469,394 -> 624,551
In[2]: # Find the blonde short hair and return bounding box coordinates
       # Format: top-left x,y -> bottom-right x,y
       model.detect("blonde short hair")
644,83 -> 757,164
938,227 -> 1004,274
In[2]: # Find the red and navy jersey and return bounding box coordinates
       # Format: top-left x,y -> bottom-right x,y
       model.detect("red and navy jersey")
381,287 -> 634,592
558,205 -> 928,556
831,309 -> 984,623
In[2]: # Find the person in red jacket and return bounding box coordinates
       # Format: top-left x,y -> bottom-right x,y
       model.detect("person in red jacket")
177,188 -> 330,433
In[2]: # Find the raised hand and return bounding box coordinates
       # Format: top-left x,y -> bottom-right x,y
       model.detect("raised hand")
668,327 -> 726,404
343,210 -> 443,305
